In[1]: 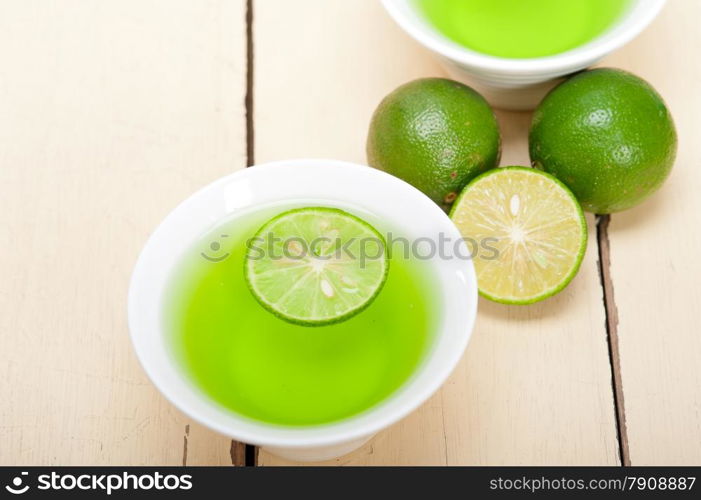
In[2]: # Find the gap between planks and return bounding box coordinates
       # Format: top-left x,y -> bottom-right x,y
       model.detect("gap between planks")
182,425 -> 189,466
234,0 -> 257,467
596,214 -> 631,466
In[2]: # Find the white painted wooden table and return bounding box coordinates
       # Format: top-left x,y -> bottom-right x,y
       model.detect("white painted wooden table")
1,0 -> 699,466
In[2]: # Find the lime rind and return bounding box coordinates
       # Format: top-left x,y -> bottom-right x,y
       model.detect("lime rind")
245,207 -> 389,326
450,166 -> 587,305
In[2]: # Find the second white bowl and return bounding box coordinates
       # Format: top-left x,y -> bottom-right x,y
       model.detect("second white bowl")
382,0 -> 667,109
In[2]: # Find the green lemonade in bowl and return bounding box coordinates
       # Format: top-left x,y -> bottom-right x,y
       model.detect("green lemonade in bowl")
415,0 -> 631,59
164,203 -> 438,426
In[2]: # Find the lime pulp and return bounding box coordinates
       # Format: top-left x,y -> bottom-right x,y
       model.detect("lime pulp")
450,167 -> 587,304
245,207 -> 389,325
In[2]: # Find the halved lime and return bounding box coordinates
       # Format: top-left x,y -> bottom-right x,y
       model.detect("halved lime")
245,207 -> 389,325
450,167 -> 587,305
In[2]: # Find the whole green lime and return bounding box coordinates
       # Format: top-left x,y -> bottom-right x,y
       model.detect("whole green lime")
367,78 -> 501,211
529,68 -> 677,214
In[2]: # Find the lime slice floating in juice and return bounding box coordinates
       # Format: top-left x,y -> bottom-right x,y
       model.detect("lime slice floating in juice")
245,207 -> 389,326
450,167 -> 587,305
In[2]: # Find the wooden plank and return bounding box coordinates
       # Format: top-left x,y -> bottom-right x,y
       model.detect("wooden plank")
599,1 -> 701,465
0,0 -> 248,465
254,0 -> 619,465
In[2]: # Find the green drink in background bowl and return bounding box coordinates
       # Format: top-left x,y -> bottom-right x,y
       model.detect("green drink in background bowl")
382,0 -> 666,109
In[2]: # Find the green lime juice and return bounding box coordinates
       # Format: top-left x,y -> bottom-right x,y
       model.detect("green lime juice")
415,0 -> 631,59
164,203 -> 438,426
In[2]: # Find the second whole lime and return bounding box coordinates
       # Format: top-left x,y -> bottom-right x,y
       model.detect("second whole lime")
367,78 -> 501,211
529,68 -> 677,214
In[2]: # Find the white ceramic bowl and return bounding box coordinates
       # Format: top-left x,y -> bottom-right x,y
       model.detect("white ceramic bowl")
382,0 -> 667,109
128,159 -> 477,462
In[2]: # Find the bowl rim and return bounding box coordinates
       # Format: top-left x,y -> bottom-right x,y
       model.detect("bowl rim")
381,0 -> 667,75
128,159 -> 478,449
